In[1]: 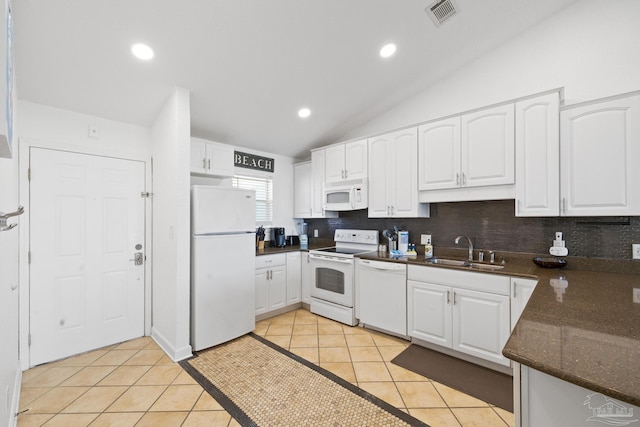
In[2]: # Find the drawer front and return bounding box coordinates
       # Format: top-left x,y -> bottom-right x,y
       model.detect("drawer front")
255,253 -> 286,269
408,265 -> 510,295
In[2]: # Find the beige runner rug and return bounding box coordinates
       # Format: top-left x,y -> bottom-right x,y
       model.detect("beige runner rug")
180,333 -> 428,427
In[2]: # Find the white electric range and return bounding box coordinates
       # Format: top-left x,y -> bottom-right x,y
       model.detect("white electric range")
309,229 -> 378,326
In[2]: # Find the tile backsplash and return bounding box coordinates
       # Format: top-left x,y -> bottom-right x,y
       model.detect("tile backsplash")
304,200 -> 640,260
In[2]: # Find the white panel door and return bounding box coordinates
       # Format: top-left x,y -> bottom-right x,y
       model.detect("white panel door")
367,135 -> 391,217
30,148 -> 145,366
515,93 -> 560,216
452,288 -> 510,366
560,93 -> 640,216
324,145 -> 346,183
407,280 -> 452,347
391,128 -> 419,217
344,139 -> 368,180
418,117 -> 461,190
462,104 -> 515,188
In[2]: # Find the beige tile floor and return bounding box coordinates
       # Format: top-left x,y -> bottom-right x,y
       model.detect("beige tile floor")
18,308 -> 514,427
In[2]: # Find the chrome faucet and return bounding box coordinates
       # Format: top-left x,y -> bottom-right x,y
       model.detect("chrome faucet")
455,236 -> 473,261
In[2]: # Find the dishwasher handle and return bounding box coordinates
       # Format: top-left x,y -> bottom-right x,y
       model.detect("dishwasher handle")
358,259 -> 405,271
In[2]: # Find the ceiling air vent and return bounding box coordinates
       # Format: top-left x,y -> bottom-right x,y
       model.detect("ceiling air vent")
425,0 -> 458,27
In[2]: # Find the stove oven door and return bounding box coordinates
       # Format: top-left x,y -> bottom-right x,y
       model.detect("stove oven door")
309,253 -> 354,307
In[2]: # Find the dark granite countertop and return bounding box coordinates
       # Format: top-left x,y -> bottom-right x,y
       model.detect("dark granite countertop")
358,249 -> 640,406
255,239 -> 333,256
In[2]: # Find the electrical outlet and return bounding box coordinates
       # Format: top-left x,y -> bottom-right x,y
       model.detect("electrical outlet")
420,234 -> 431,245
633,244 -> 640,260
634,288 -> 640,304
314,229 -> 318,238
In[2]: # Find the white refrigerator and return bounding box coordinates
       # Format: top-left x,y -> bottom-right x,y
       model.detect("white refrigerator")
191,185 -> 256,351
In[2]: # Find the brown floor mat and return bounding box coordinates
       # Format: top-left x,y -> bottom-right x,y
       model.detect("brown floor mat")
180,333 -> 429,426
391,344 -> 513,412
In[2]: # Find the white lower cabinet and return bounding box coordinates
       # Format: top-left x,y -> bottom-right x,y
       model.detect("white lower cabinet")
301,251 -> 312,304
510,277 -> 538,331
407,265 -> 511,367
255,254 -> 287,316
286,251 -> 302,305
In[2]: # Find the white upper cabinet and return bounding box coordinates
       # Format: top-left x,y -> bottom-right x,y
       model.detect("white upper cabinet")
310,150 -> 338,218
293,162 -> 312,218
418,103 -> 515,192
190,138 -> 234,177
515,92 -> 560,216
418,117 -> 461,191
560,92 -> 640,216
325,139 -> 367,183
461,103 -> 515,188
368,128 -> 428,218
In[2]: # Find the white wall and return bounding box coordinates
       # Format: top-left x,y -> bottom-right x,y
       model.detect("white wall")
150,87 -> 192,361
17,101 -> 153,371
341,0 -> 640,141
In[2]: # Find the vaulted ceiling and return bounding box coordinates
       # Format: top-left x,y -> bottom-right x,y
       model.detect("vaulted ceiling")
14,0 -> 577,159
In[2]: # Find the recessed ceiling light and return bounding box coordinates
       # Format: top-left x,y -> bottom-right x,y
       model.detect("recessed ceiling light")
298,108 -> 311,119
379,43 -> 397,58
131,43 -> 154,60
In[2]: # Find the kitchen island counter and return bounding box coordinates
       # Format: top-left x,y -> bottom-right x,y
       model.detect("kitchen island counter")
358,250 -> 640,406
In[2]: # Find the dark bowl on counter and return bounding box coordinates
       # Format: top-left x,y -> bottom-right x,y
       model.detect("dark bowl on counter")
533,257 -> 567,269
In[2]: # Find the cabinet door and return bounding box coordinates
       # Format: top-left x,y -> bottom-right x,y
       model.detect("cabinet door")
293,162 -> 312,218
452,288 -> 510,366
367,135 -> 391,218
418,118 -> 461,190
345,139 -> 368,180
301,252 -> 311,304
268,266 -> 287,311
391,128 -> 421,217
310,150 -> 337,218
255,268 -> 269,315
462,104 -> 515,188
560,93 -> 640,216
206,142 -> 234,177
190,139 -> 208,174
286,252 -> 302,305
515,93 -> 560,216
510,277 -> 538,331
407,280 -> 452,347
325,144 -> 346,183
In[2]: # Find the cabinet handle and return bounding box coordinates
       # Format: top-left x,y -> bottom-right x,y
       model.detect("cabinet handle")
345,169 -> 348,179
390,205 -> 394,216
207,159 -> 211,170
513,282 -> 517,298
462,173 -> 467,186
447,290 -> 451,304
202,158 -> 207,169
456,173 -> 460,186
453,291 -> 457,305
562,198 -> 567,214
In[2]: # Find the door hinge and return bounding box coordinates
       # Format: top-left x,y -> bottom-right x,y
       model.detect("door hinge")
140,192 -> 153,198
28,168 -> 31,181
28,251 -> 31,264
28,333 -> 31,346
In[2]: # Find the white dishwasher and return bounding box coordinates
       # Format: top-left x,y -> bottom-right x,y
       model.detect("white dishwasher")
357,258 -> 407,337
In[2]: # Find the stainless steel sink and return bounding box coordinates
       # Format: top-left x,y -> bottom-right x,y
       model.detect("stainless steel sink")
425,258 -> 469,267
425,257 -> 505,270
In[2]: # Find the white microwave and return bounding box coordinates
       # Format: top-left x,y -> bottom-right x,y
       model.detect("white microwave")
323,180 -> 368,211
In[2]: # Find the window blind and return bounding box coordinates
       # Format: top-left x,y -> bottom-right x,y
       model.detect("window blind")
232,175 -> 273,224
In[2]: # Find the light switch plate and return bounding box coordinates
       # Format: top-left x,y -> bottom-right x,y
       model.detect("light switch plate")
633,288 -> 640,304
632,244 -> 640,260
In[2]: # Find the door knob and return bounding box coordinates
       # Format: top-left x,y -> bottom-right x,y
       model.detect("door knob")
130,252 -> 144,265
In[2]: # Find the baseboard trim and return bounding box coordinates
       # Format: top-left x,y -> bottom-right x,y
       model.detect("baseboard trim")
151,327 -> 193,362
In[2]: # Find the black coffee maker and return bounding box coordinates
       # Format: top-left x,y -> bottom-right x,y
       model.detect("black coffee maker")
271,227 -> 286,247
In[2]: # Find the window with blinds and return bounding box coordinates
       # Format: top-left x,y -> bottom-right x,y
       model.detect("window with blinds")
232,175 -> 273,224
